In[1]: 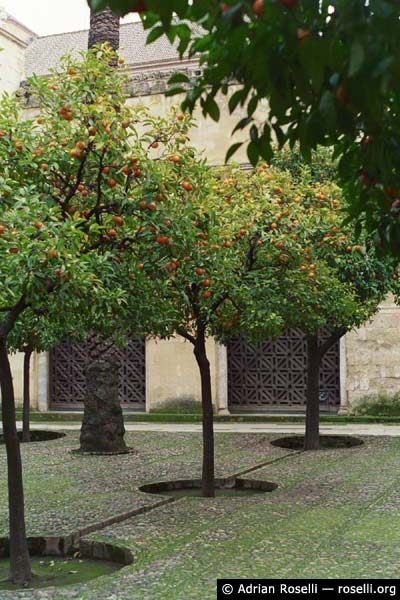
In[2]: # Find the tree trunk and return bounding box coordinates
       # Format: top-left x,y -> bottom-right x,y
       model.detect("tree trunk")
0,341 -> 32,585
194,335 -> 215,498
85,8 -> 121,450
80,359 -> 128,454
22,347 -> 32,444
304,334 -> 321,451
88,8 -> 120,51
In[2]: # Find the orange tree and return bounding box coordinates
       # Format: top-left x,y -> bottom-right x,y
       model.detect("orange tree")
0,47 -> 157,585
0,192 -> 127,585
7,313 -> 40,444
118,119 -> 288,497
90,0 -> 400,251
7,311 -> 73,444
130,191 -> 286,498
119,125 -> 355,489
229,159 -> 400,449
7,305 -> 112,444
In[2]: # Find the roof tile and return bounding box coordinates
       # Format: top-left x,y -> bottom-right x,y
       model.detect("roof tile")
25,21 -> 195,78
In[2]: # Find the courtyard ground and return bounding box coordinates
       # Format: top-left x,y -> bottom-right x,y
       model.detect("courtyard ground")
0,432 -> 399,598
15,420 -> 400,436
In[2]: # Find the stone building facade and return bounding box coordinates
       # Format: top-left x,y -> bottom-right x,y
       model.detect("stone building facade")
2,15 -> 400,414
0,9 -> 35,94
0,10 -> 37,403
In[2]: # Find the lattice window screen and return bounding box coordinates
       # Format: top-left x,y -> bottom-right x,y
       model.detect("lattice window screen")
50,337 -> 146,408
227,329 -> 340,409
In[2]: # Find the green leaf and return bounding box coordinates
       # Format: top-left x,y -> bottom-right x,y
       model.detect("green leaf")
178,35 -> 190,56
228,90 -> 245,113
247,95 -> 258,118
168,73 -> 190,85
373,56 -> 394,78
165,87 -> 185,97
250,124 -> 258,142
203,97 -> 220,122
146,26 -> 165,45
299,38 -> 326,93
319,91 -> 336,129
89,0 -> 109,12
190,35 -> 213,55
225,142 -> 243,163
142,12 -> 160,29
370,0 -> 394,17
348,41 -> 365,77
247,141 -> 259,166
232,117 -> 252,135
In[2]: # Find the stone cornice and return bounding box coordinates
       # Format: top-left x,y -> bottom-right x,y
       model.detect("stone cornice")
0,24 -> 32,49
125,66 -> 202,98
17,65 -> 203,108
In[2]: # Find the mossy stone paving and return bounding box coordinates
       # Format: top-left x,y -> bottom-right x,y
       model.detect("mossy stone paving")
0,431 -> 65,444
0,431 -> 290,537
0,433 -> 399,598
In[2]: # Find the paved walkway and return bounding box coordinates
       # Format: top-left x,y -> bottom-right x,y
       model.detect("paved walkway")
11,421 -> 400,436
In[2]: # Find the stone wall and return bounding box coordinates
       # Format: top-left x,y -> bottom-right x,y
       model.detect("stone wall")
1,10 -> 36,405
344,297 -> 400,409
7,352 -> 38,407
126,85 -> 269,166
146,336 -> 218,410
0,13 -> 35,94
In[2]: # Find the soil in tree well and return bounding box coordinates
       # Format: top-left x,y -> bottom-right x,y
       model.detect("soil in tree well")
140,478 -> 277,499
0,431 -> 65,444
154,487 -> 269,499
271,435 -> 364,450
0,557 -> 120,591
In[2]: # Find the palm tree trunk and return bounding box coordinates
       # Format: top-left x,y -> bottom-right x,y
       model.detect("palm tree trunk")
0,341 -> 32,585
88,8 -> 120,51
79,357 -> 128,454
193,334 -> 215,498
22,347 -> 33,444
81,5 -> 123,454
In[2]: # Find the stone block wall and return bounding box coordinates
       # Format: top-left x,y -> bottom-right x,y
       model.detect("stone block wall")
0,13 -> 35,95
6,352 -> 38,407
126,83 -> 269,166
344,297 -> 400,409
146,336 -> 218,410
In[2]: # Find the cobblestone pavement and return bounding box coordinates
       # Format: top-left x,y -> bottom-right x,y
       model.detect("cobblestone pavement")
0,433 -> 399,598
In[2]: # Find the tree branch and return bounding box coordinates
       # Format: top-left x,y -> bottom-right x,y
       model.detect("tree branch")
319,327 -> 347,358
210,292 -> 228,314
90,147 -> 107,225
0,296 -> 28,338
177,327 -> 196,345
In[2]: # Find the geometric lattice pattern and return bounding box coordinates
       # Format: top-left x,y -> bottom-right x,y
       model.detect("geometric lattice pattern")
50,337 -> 146,409
227,328 -> 340,411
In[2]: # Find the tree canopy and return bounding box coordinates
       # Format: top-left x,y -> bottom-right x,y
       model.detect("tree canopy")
119,138 -> 400,457
0,46 -> 167,584
89,0 -> 400,252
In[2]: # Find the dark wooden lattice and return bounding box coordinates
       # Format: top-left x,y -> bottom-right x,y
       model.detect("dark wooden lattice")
227,329 -> 340,410
50,337 -> 146,409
